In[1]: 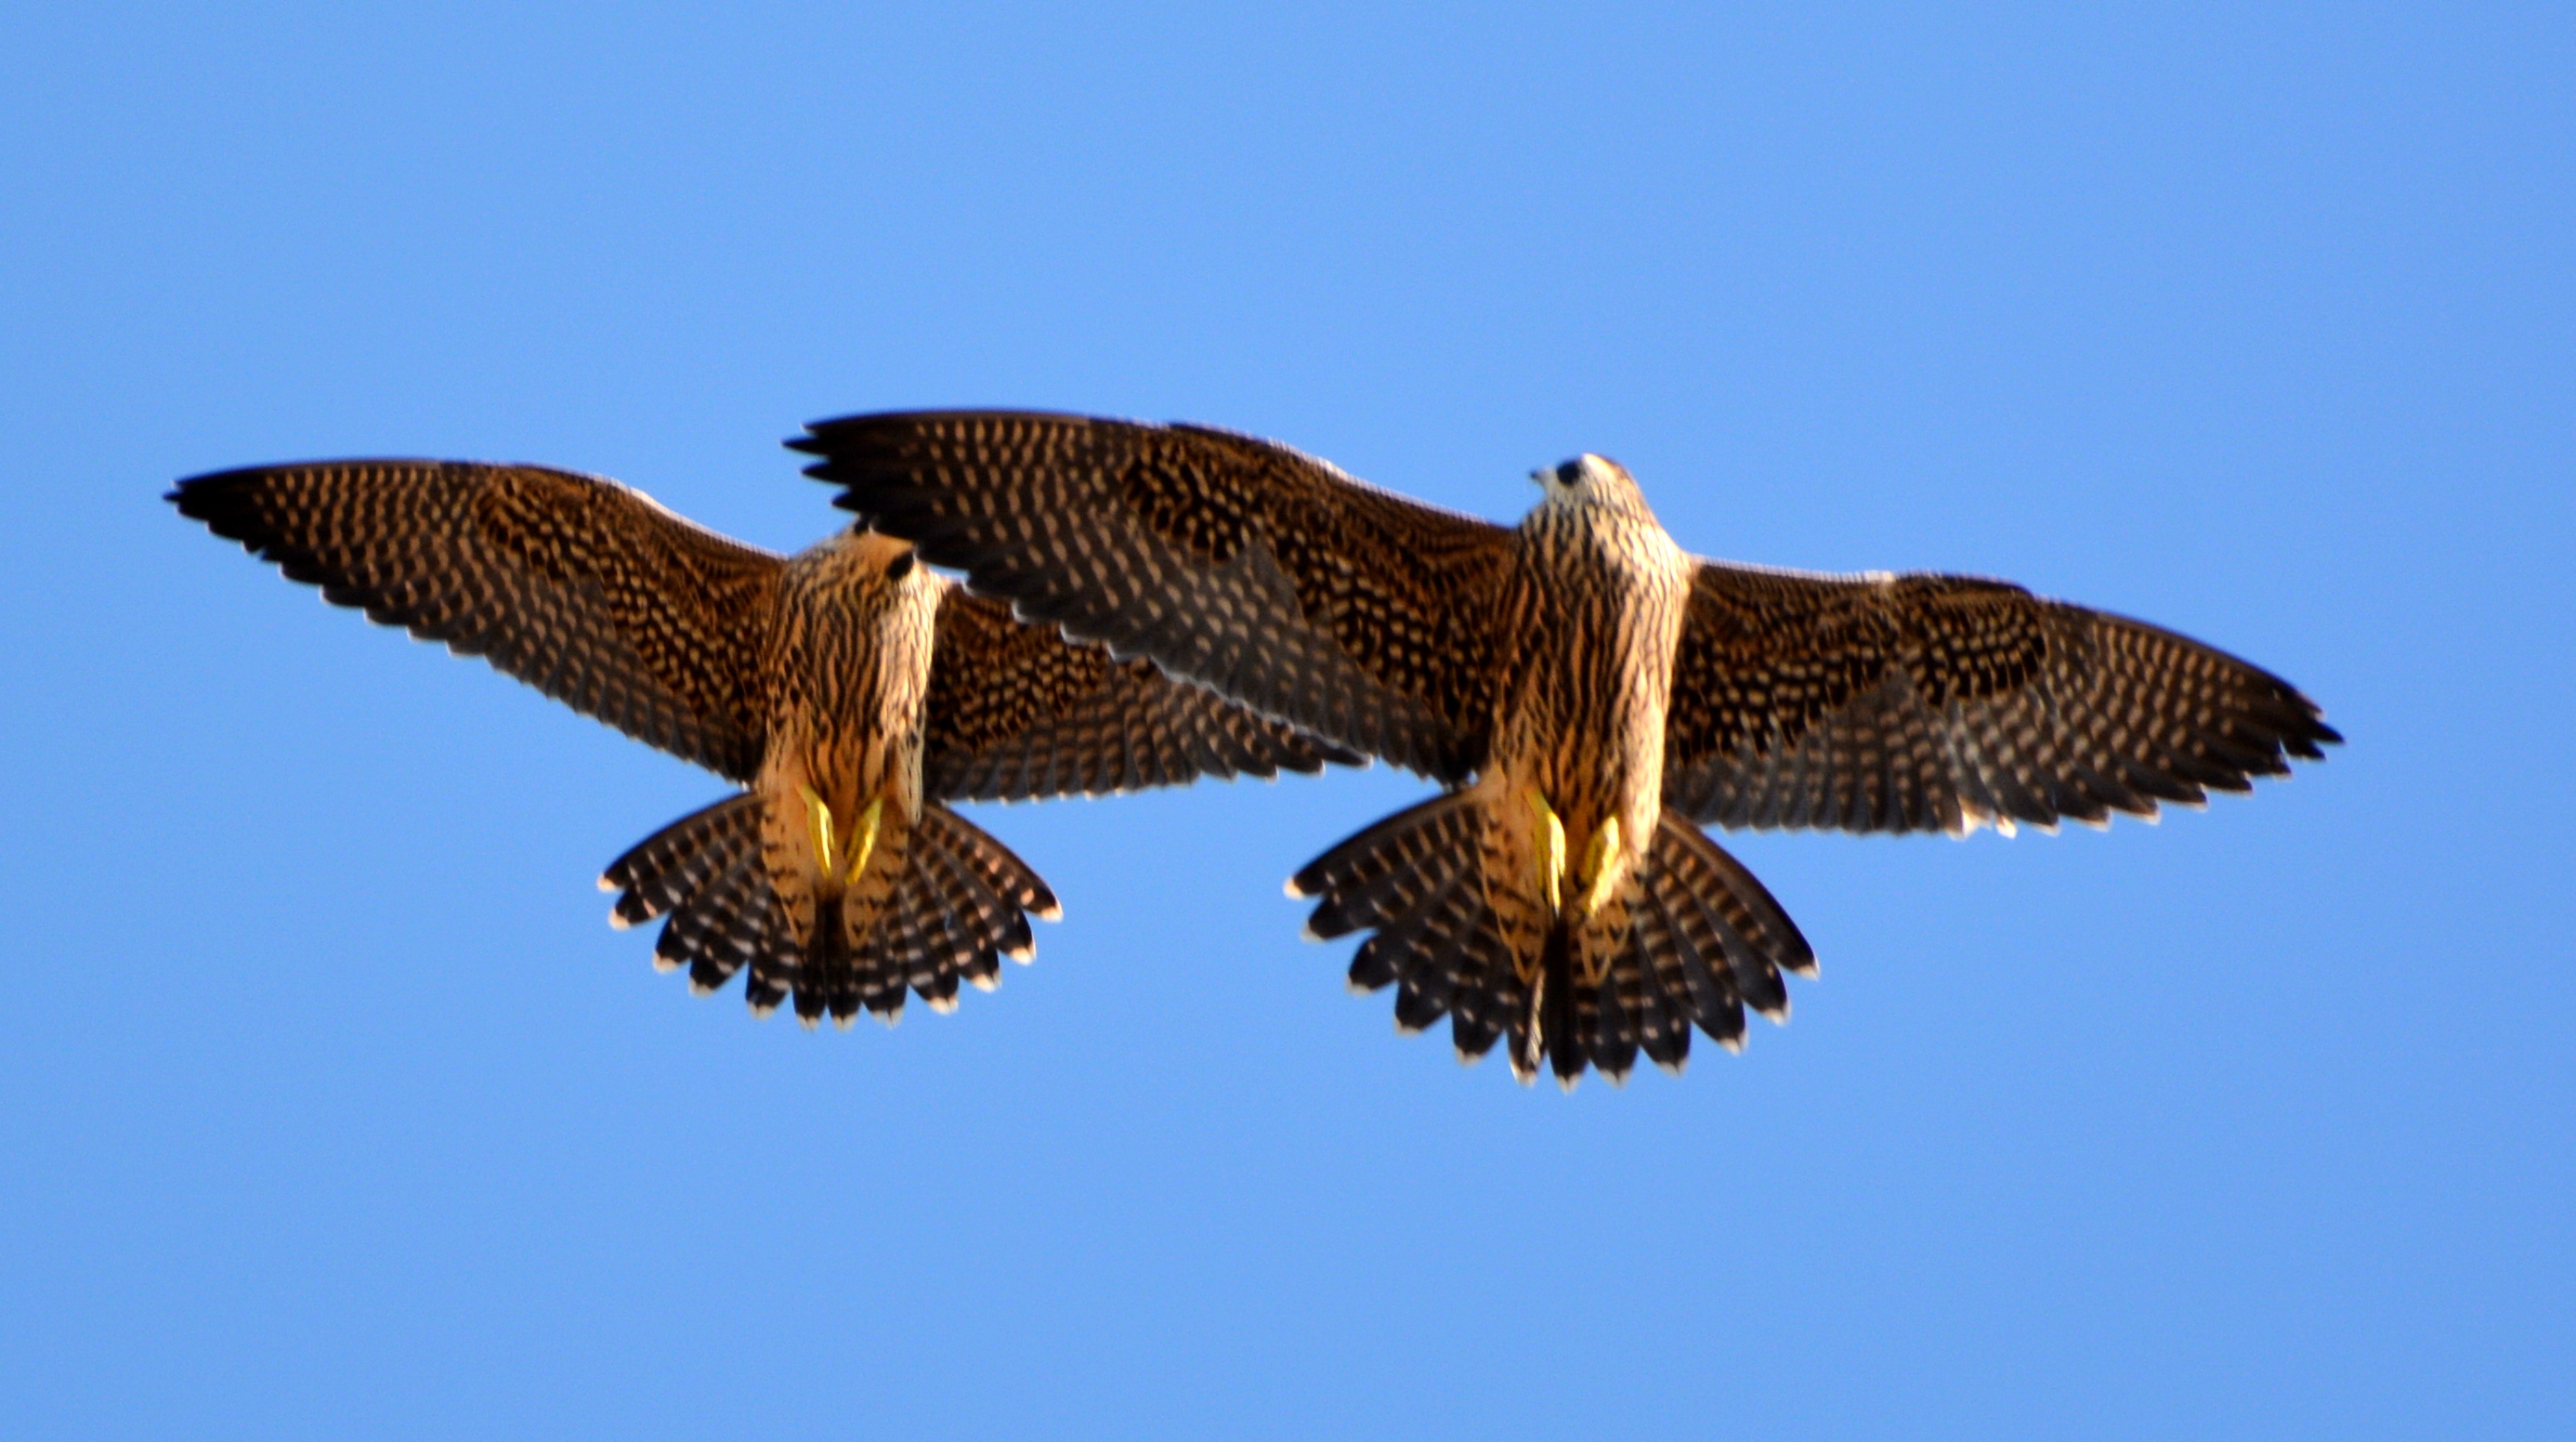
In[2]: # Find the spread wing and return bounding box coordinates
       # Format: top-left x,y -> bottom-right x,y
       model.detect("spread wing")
1662,562 -> 2340,835
793,411 -> 1516,782
922,588 -> 1358,802
171,459 -> 783,781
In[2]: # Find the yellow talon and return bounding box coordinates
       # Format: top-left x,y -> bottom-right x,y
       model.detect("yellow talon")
845,796 -> 883,885
1577,815 -> 1622,918
797,783 -> 838,875
1524,787 -> 1566,917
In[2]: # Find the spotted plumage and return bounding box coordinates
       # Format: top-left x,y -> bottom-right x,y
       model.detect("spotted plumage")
797,412 -> 2340,1085
171,457 -> 1349,1028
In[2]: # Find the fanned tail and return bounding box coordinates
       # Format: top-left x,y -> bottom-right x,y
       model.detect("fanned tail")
601,795 -> 1059,1029
1621,812 -> 1816,1068
1291,795 -> 1814,1088
1290,792 -> 1520,1068
826,804 -> 1059,1028
600,793 -> 801,1011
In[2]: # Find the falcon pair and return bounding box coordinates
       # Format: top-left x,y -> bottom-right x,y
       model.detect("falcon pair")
176,413 -> 2336,1086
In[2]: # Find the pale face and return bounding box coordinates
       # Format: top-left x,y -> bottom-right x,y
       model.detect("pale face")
1528,452 -> 1645,514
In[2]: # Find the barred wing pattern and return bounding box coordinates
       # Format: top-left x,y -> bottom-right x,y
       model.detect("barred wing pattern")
1663,563 -> 2340,835
923,589 -> 1356,803
795,412 -> 1516,782
171,461 -> 784,781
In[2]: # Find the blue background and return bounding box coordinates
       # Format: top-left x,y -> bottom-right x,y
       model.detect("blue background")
4,4 -> 2567,1437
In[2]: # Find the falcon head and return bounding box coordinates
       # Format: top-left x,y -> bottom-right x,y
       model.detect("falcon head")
1531,453 -> 1652,518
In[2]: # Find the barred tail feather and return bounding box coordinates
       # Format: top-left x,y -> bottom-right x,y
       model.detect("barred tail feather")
921,804 -> 1058,929
601,794 -> 1058,1028
1534,924 -> 1583,1087
1649,811 -> 1815,1016
1294,795 -> 1815,1087
1391,874 -> 1487,1035
663,847 -> 785,999
1445,921 -> 1518,1065
602,793 -> 763,930
1291,792 -> 1510,1056
881,805 -> 1058,1013
1591,940 -> 1648,1084
1624,810 -> 1815,1063
804,804 -> 1056,1029
1629,887 -> 1713,1068
1289,790 -> 1482,937
600,794 -> 799,1008
797,892 -> 860,1027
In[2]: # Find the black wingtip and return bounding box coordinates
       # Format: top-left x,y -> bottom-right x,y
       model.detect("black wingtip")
787,412 -> 894,459
166,466 -> 273,546
2273,705 -> 2342,764
791,454 -> 874,518
166,467 -> 234,518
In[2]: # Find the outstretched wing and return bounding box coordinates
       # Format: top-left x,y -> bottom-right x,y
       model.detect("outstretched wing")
794,411 -> 1515,782
1662,562 -> 2340,835
922,587 -> 1358,802
171,459 -> 783,781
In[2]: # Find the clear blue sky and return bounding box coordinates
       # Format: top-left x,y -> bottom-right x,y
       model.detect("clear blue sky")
4,4 -> 2567,1438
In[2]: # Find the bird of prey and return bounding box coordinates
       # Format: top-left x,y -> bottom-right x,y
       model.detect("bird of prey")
171,458 -> 1348,1028
794,412 -> 2340,1086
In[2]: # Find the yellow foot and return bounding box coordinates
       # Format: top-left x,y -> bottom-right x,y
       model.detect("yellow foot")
796,786 -> 886,885
1523,786 -> 1566,918
845,796 -> 883,885
1577,815 -> 1622,918
797,783 -> 838,875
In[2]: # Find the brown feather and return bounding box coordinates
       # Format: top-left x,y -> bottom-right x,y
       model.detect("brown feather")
794,412 -> 1517,780
802,415 -> 2338,1086
924,589 -> 1350,801
1664,564 -> 2340,835
174,455 -> 1337,1029
171,460 -> 780,780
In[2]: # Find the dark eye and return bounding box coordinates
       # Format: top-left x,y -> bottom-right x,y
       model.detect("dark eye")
884,550 -> 916,582
1554,461 -> 1585,487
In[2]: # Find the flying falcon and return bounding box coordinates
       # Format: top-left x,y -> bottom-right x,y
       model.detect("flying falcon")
172,458 -> 1348,1028
794,412 -> 2340,1086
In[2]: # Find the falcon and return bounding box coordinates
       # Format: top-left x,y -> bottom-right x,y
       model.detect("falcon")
794,412 -> 2341,1085
172,458 -> 1348,1028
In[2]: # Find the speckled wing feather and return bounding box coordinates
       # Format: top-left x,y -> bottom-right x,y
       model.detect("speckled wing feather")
170,460 -> 782,781
793,412 -> 1515,782
1662,562 -> 2340,835
922,587 -> 1358,802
